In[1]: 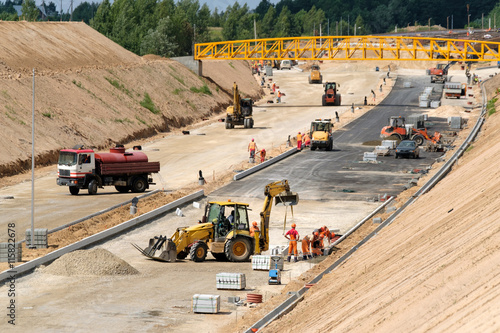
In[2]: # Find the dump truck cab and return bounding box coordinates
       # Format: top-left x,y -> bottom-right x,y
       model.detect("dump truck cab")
309,64 -> 322,84
310,119 -> 334,151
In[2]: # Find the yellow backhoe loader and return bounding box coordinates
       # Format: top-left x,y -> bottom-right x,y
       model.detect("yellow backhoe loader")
225,82 -> 254,129
132,180 -> 298,262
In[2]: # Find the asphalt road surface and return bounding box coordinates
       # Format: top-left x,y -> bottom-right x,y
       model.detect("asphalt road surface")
214,75 -> 448,201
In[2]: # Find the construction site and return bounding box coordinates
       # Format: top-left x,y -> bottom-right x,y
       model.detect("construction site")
1,21 -> 500,332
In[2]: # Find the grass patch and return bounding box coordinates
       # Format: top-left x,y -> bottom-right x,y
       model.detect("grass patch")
466,145 -> 474,153
228,62 -> 235,69
173,88 -> 184,95
190,84 -> 212,95
186,100 -> 197,111
105,77 -> 131,96
135,116 -> 146,125
42,112 -> 52,118
114,118 -> 133,124
72,80 -> 82,88
487,97 -> 498,116
171,73 -> 185,86
140,93 -> 160,114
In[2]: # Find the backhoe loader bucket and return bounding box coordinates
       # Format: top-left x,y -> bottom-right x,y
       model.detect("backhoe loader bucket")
132,236 -> 177,262
275,191 -> 299,206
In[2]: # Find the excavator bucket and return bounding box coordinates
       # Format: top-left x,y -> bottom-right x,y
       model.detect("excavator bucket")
275,191 -> 299,206
131,236 -> 177,262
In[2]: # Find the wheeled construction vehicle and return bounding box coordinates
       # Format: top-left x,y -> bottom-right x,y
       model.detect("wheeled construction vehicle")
133,180 -> 298,263
322,82 -> 341,106
310,118 -> 334,151
309,64 -> 322,84
380,116 -> 441,146
226,82 -> 254,129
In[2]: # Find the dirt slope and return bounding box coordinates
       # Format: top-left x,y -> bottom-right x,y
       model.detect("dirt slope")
0,22 -> 261,178
258,78 -> 500,332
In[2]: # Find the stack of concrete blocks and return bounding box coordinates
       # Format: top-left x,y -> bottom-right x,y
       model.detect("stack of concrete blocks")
419,87 -> 433,108
403,81 -> 412,88
430,100 -> 441,108
192,294 -> 220,314
25,228 -> 48,249
363,152 -> 377,162
381,140 -> 397,149
252,255 -> 284,271
407,114 -> 426,129
374,146 -> 389,156
0,242 -> 22,263
448,116 -> 463,129
216,273 -> 246,290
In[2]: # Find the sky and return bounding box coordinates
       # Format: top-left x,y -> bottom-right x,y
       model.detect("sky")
53,0 -> 278,15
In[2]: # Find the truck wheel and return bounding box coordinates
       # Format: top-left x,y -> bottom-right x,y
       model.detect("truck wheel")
412,135 -> 425,146
250,118 -> 254,128
190,242 -> 208,262
131,177 -> 147,193
322,95 -> 326,106
335,94 -> 342,106
308,77 -> 311,84
88,180 -> 98,195
69,187 -> 80,195
115,186 -> 130,193
225,237 -> 253,262
327,140 -> 333,151
311,145 -> 316,151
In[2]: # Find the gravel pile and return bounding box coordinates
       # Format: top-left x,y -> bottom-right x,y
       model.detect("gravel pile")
42,248 -> 139,276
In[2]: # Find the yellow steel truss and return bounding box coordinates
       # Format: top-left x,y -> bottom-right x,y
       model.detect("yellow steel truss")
194,36 -> 500,62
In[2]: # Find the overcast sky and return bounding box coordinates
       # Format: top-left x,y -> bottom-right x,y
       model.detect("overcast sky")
54,0 -> 278,15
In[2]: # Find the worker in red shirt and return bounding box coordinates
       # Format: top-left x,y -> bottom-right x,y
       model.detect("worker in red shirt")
285,223 -> 300,262
260,148 -> 266,163
297,132 -> 302,150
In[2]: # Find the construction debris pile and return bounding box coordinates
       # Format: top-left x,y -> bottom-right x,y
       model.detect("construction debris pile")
41,248 -> 139,276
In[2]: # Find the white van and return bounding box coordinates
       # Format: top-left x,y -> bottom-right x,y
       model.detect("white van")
280,60 -> 292,70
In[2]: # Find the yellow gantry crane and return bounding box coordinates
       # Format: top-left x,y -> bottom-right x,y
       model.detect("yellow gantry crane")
194,36 -> 500,62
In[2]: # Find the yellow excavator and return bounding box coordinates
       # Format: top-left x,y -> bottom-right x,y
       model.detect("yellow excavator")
132,180 -> 298,262
225,82 -> 254,129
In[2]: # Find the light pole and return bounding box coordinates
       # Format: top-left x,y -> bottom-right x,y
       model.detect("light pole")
467,4 -> 470,30
447,16 -> 449,30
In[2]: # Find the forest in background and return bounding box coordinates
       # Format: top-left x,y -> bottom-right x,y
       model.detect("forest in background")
1,0 -> 499,57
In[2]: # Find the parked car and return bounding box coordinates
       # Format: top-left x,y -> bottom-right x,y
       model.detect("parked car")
395,140 -> 420,159
280,60 -> 292,70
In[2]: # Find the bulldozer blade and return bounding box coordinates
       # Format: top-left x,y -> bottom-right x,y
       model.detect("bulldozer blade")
275,192 -> 299,206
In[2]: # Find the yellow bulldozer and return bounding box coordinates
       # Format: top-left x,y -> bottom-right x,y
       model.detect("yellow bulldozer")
132,180 -> 298,262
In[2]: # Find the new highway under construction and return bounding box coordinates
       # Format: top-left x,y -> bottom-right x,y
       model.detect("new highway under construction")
1,22 -> 500,332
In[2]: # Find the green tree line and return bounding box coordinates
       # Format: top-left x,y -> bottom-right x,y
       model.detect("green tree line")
0,0 -> 496,58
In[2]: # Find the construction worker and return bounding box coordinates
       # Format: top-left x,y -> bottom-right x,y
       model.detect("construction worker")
249,221 -> 259,237
311,231 -> 323,257
302,132 -> 310,147
272,82 -> 276,94
297,132 -> 302,150
277,90 -> 282,103
248,138 -> 257,161
284,223 -> 300,262
301,234 -> 312,260
260,148 -> 266,163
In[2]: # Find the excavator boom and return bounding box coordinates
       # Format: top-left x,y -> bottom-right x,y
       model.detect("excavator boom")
259,180 -> 299,252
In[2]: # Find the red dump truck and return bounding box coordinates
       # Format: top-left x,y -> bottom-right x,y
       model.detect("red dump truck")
57,145 -> 160,195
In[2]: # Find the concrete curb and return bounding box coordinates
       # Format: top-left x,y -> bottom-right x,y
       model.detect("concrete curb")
234,148 -> 299,181
0,190 -> 204,285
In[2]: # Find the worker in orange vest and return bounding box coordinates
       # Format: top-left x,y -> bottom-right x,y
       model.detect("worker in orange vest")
297,132 -> 303,150
302,132 -> 310,147
285,223 -> 300,262
301,234 -> 312,260
250,221 -> 261,254
248,138 -> 257,161
311,231 -> 323,257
